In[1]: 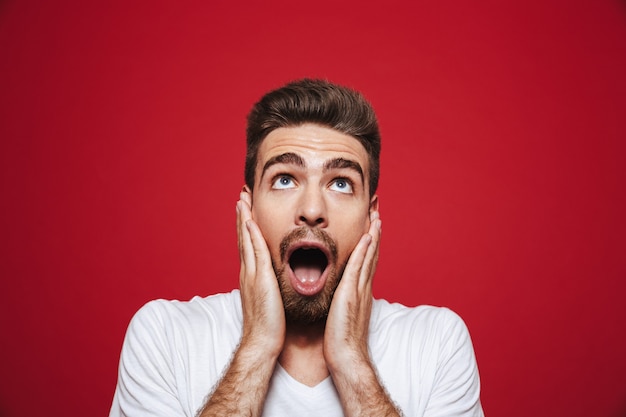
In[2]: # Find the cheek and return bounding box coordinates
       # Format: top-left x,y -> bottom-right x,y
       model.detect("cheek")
342,205 -> 371,232
251,205 -> 283,254
252,204 -> 277,232
335,213 -> 371,257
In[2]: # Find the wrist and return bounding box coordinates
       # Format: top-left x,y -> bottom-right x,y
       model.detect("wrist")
239,332 -> 284,362
326,347 -> 372,381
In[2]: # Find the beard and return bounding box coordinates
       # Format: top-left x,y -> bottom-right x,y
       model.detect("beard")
272,227 -> 343,326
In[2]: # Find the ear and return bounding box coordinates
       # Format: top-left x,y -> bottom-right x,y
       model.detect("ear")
369,194 -> 379,214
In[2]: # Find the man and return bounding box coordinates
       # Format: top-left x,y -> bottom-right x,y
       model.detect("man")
110,79 -> 483,416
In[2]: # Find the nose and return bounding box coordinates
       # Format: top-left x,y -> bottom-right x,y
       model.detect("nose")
296,186 -> 328,228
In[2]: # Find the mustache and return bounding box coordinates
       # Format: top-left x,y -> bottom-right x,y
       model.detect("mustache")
279,227 -> 338,262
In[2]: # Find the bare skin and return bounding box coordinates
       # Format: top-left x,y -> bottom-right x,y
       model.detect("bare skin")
199,125 -> 401,416
199,194 -> 284,416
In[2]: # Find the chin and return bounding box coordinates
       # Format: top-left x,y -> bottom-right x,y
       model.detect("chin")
272,226 -> 352,326
275,265 -> 342,326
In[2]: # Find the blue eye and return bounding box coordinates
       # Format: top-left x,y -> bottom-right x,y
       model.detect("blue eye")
272,176 -> 296,189
330,178 -> 353,194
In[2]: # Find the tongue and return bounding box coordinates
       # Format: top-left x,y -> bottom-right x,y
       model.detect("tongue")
293,265 -> 323,283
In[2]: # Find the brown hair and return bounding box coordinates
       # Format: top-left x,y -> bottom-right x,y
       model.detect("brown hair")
245,79 -> 381,196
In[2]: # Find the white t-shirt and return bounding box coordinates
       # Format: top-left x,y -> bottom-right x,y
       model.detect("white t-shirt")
110,290 -> 483,416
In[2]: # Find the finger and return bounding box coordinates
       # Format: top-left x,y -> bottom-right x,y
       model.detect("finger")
245,219 -> 273,276
367,211 -> 381,266
341,233 -> 373,289
237,192 -> 250,241
236,200 -> 245,263
359,218 -> 381,291
238,200 -> 257,283
241,188 -> 252,206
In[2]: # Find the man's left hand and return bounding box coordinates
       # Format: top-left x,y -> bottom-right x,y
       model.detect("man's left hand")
323,210 -> 381,371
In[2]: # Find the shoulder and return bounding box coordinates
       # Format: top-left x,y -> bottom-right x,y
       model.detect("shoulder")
369,300 -> 483,415
370,299 -> 475,358
372,299 -> 468,334
132,290 -> 242,324
125,290 -> 243,345
112,291 -> 243,415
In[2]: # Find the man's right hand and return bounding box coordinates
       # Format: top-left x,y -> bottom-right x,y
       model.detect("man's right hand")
236,189 -> 286,357
199,191 -> 285,417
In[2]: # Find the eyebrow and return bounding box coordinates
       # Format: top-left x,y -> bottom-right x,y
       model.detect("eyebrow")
261,152 -> 365,186
323,158 -> 364,184
261,152 -> 305,179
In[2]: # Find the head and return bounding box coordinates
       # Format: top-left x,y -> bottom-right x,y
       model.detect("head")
244,79 -> 381,325
245,79 -> 381,198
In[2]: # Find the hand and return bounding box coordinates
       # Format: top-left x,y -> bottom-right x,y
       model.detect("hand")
322,213 -> 399,416
323,211 -> 381,372
199,191 -> 286,416
237,190 -> 286,357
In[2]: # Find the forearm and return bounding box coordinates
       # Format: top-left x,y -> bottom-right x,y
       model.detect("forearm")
330,357 -> 402,417
202,193 -> 284,416
325,216 -> 396,415
198,342 -> 279,417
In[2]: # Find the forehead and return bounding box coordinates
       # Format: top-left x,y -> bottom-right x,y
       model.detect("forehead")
257,124 -> 370,172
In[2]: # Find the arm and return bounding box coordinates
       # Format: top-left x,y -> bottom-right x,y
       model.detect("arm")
110,301 -> 188,417
198,192 -> 285,416
424,310 -> 483,417
324,212 -> 402,417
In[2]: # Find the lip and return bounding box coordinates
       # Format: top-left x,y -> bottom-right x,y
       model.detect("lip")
285,240 -> 332,296
285,239 -> 333,262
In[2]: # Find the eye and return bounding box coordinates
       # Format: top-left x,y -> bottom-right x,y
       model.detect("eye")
329,178 -> 353,194
272,175 -> 296,189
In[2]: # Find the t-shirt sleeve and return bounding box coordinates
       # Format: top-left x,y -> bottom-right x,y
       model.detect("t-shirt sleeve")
424,309 -> 484,417
109,300 -> 187,417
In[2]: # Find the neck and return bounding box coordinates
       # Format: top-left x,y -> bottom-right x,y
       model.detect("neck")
279,322 -> 328,387
286,320 -> 325,340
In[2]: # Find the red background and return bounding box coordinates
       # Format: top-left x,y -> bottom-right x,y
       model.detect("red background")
1,1 -> 625,416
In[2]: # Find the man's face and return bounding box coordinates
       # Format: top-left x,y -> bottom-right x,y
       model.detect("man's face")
248,123 -> 378,325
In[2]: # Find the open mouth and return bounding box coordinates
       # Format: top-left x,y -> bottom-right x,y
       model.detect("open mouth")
288,247 -> 329,285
